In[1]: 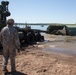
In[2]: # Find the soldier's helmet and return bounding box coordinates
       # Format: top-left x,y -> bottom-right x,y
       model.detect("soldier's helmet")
7,19 -> 14,25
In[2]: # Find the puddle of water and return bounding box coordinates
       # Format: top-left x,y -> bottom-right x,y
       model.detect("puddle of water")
43,47 -> 76,56
42,35 -> 76,56
50,45 -> 56,47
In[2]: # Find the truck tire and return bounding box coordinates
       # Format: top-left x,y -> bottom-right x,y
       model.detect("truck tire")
27,32 -> 35,45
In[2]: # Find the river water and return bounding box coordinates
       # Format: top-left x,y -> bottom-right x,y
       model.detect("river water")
17,25 -> 48,31
41,34 -> 76,56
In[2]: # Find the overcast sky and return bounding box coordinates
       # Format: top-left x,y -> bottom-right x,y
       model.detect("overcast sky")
0,0 -> 76,24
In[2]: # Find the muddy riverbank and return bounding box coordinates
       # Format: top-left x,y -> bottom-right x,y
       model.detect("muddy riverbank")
0,34 -> 76,75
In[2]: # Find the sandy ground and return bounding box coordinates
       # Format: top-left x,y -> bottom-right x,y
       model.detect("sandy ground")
0,34 -> 76,75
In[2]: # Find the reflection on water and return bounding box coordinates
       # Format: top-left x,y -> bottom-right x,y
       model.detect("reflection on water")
45,35 -> 76,43
43,35 -> 76,56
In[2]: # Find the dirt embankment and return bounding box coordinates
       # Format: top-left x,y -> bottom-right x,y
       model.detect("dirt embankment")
0,46 -> 76,75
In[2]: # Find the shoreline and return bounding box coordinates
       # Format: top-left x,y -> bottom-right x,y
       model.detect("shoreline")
0,34 -> 76,75
0,46 -> 76,75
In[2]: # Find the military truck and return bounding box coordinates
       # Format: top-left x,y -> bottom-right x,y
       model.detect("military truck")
47,24 -> 76,36
0,1 -> 44,48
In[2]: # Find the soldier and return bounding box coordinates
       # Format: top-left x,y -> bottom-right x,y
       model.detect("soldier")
0,18 -> 20,73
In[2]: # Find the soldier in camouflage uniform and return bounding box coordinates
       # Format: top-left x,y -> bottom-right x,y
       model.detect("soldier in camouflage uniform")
0,19 -> 20,73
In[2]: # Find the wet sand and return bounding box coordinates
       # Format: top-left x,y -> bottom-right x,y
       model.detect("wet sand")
0,34 -> 76,75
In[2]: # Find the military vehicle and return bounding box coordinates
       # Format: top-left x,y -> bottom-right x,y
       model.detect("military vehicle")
0,1 -> 44,47
47,24 -> 76,36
